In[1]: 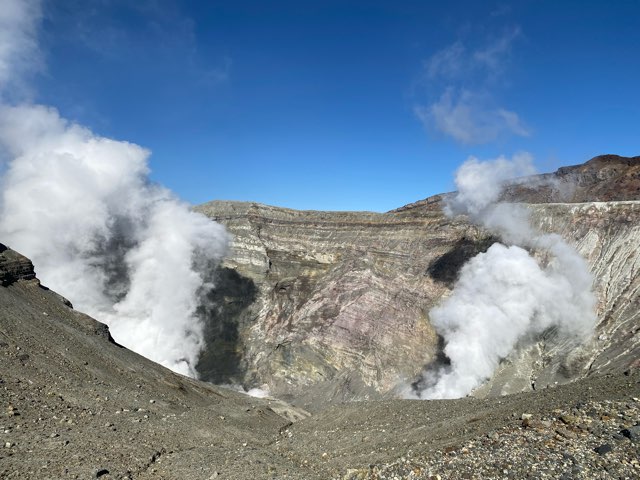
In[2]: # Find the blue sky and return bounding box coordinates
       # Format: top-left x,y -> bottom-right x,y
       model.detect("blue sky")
32,0 -> 640,211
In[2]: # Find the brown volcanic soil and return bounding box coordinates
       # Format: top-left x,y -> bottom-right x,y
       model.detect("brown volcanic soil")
393,154 -> 640,213
504,154 -> 640,204
1,245 -> 640,479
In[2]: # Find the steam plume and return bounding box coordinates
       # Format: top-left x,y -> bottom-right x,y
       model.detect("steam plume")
0,0 -> 229,377
413,153 -> 596,399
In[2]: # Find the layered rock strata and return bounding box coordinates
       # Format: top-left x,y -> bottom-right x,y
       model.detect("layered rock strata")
0,242 -> 36,286
195,155 -> 640,410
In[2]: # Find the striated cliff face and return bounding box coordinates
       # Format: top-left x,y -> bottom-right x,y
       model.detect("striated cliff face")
193,202 -> 473,407
0,242 -> 36,286
194,155 -> 640,410
476,201 -> 640,396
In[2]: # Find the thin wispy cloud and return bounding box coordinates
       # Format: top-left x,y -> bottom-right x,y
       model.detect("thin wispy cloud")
0,0 -> 42,99
416,26 -> 530,145
425,41 -> 465,80
490,4 -> 512,18
196,55 -> 232,87
45,0 -> 230,87
473,27 -> 521,74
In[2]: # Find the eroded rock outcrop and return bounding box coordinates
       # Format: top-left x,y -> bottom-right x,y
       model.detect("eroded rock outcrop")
194,202 -> 479,407
0,242 -> 36,286
477,201 -> 640,396
195,155 -> 640,409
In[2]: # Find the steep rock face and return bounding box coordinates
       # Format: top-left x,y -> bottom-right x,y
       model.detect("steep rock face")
533,202 -> 640,374
194,202 -> 489,407
0,242 -> 36,286
477,201 -> 640,396
195,156 -> 640,409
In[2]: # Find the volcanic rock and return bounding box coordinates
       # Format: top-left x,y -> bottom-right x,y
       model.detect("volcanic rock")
0,242 -> 36,286
194,155 -> 640,410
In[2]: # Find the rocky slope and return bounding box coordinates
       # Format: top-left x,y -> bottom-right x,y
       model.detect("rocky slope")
1,242 -> 639,479
0,244 -> 307,479
195,155 -> 640,410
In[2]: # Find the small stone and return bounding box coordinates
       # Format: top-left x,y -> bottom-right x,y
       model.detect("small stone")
594,444 -> 612,455
526,419 -> 551,430
555,427 -> 577,440
95,468 -> 109,478
4,441 -> 12,448
209,472 -> 219,479
149,399 -> 155,404
560,414 -> 578,425
343,468 -> 368,480
621,425 -> 640,441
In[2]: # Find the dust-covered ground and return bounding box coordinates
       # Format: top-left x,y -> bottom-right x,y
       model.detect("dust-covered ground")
1,274 -> 639,479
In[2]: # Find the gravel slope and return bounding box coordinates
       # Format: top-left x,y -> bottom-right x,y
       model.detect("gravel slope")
1,244 -> 639,479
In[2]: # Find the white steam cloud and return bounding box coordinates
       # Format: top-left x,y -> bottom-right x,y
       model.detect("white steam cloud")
412,153 -> 596,399
0,0 -> 230,377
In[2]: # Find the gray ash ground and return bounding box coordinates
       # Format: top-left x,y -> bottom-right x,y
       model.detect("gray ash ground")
267,371 -> 640,480
341,399 -> 640,480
